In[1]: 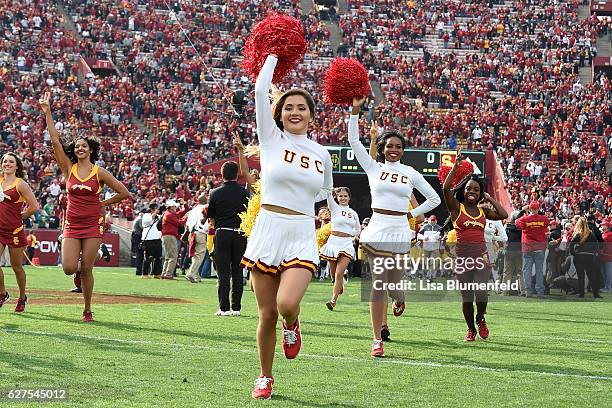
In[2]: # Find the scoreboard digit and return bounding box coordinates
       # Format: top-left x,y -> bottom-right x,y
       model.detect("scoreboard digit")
404,149 -> 440,175
340,148 -> 361,173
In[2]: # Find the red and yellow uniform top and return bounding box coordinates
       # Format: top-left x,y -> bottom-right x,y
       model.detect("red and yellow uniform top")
0,176 -> 27,247
452,203 -> 487,258
64,164 -> 104,239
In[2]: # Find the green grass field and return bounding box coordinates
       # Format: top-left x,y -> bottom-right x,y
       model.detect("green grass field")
1,266 -> 611,407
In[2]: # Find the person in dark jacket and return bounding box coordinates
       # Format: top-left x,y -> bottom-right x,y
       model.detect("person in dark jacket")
502,210 -> 524,295
207,161 -> 250,316
587,214 -> 604,293
546,220 -> 564,288
132,211 -> 145,275
570,217 -> 602,298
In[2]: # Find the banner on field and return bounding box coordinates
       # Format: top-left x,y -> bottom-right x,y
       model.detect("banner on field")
27,229 -> 120,267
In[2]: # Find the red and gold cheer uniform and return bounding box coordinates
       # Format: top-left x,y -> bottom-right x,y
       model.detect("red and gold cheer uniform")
64,165 -> 104,239
0,177 -> 26,247
453,203 -> 488,261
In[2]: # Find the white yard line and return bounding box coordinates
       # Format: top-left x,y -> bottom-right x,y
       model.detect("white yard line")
154,311 -> 612,344
1,328 -> 610,382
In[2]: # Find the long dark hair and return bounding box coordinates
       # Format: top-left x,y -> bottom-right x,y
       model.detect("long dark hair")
63,136 -> 101,164
272,89 -> 315,131
376,130 -> 406,162
454,174 -> 486,204
1,152 -> 26,178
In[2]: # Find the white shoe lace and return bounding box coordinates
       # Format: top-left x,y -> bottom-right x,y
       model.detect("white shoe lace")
372,340 -> 383,349
254,377 -> 272,390
283,328 -> 297,346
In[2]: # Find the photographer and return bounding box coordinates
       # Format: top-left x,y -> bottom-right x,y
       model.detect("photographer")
546,220 -> 564,288
141,204 -> 163,278
132,210 -> 145,275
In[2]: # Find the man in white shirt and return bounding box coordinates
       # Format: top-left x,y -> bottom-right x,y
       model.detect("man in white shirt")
472,125 -> 483,144
185,194 -> 210,282
418,215 -> 442,279
141,204 -> 163,277
533,163 -> 542,179
49,180 -> 61,197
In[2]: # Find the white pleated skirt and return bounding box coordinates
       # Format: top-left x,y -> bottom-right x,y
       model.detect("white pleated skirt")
320,235 -> 356,261
241,208 -> 318,275
359,212 -> 412,255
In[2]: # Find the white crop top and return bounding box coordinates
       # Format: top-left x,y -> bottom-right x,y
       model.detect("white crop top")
327,195 -> 360,236
347,114 -> 441,216
255,56 -> 333,217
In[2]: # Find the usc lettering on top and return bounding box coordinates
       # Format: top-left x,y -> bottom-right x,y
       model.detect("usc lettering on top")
283,150 -> 324,174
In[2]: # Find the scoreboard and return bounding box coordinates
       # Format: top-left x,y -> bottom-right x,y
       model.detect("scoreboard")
326,147 -> 486,178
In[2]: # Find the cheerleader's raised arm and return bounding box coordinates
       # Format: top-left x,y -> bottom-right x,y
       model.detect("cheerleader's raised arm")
255,55 -> 281,145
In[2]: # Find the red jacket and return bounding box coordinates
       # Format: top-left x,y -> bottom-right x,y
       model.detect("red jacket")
161,209 -> 186,239
601,231 -> 612,262
515,213 -> 550,252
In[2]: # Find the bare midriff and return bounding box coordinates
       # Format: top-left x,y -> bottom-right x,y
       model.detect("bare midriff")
372,208 -> 407,216
261,204 -> 304,216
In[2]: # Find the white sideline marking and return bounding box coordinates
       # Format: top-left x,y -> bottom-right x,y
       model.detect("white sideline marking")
504,317 -> 612,325
499,334 -> 612,345
157,312 -> 612,344
1,328 -> 610,382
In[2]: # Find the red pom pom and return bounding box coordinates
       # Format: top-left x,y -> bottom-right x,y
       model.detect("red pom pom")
323,58 -> 371,105
241,13 -> 308,83
438,161 -> 474,189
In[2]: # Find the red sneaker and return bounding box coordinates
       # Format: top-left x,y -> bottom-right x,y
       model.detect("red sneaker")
464,329 -> 477,342
0,291 -> 9,308
251,376 -> 274,400
82,310 -> 95,323
476,317 -> 489,340
371,339 -> 384,357
392,301 -> 405,317
282,318 -> 302,359
325,298 -> 336,311
14,295 -> 27,313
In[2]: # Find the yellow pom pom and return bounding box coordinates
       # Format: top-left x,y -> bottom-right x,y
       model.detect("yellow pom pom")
316,223 -> 332,249
239,181 -> 262,238
408,203 -> 416,231
207,233 -> 215,253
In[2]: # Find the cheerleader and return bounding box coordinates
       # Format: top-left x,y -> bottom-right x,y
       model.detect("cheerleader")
320,187 -> 360,310
442,148 -> 507,341
381,195 -> 424,341
239,55 -> 333,399
316,206 -> 332,281
367,125 -> 425,339
40,92 -> 130,322
0,153 -> 39,312
349,97 -> 441,357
